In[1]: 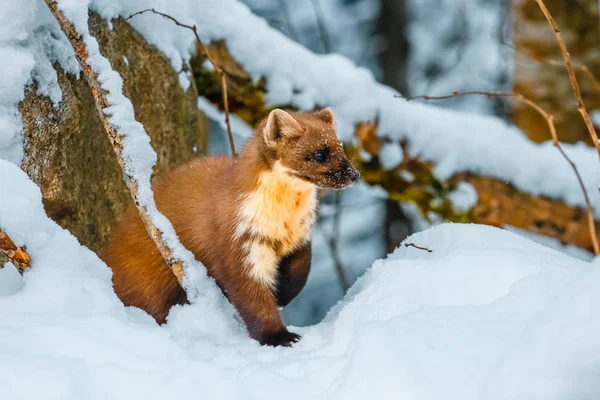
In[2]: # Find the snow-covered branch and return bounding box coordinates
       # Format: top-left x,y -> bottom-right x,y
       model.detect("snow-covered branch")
402,90 -> 599,255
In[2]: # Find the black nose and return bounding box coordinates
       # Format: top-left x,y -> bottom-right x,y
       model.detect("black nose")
350,169 -> 360,182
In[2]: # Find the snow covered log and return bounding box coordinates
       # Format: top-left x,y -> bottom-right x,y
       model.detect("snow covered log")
354,122 -> 600,252
19,14 -> 209,252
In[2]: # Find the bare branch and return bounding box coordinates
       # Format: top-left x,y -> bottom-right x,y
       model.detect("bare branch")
127,8 -> 237,157
0,228 -> 31,274
43,0 -> 188,283
404,243 -> 433,253
400,90 -> 599,255
532,0 -> 600,159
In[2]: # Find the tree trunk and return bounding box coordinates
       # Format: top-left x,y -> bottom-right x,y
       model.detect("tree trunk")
19,14 -> 209,253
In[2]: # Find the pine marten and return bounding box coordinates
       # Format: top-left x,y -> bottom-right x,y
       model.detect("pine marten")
102,108 -> 359,347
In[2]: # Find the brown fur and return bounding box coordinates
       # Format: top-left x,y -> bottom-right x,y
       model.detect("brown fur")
102,108 -> 359,346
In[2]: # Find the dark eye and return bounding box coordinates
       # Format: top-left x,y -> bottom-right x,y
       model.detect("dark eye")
314,151 -> 327,163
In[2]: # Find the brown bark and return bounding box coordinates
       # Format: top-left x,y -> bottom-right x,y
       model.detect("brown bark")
43,0 -> 185,284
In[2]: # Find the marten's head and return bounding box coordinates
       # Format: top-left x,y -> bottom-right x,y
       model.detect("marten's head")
261,108 -> 360,189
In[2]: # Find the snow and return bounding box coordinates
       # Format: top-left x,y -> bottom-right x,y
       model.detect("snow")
240,0 -> 381,73
1,158 -> 598,399
379,141 -> 403,170
485,257 -> 600,400
448,181 -> 478,212
505,226 -> 594,262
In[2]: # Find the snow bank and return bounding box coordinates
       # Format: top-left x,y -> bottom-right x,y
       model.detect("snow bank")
1,158 -> 597,399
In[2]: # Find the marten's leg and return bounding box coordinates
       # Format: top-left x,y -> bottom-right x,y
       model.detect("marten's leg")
275,242 -> 311,307
224,271 -> 300,347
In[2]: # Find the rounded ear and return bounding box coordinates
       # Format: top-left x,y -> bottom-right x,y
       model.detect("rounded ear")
314,107 -> 336,131
263,109 -> 302,146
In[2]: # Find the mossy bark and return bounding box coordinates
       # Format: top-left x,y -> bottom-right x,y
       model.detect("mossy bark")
19,15 -> 208,253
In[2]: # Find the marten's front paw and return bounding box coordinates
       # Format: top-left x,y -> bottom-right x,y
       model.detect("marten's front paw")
262,330 -> 301,347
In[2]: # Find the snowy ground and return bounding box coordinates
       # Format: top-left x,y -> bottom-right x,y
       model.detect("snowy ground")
1,159 -> 598,400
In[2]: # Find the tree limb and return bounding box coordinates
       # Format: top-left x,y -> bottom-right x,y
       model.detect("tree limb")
400,90 -> 599,255
404,243 -> 433,253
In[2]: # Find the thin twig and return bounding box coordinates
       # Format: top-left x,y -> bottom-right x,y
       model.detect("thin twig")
401,90 -> 599,255
127,9 -> 237,157
532,0 -> 600,159
0,228 -> 31,274
310,0 -> 332,53
401,91 -> 515,102
404,243 -> 433,253
44,0 -> 187,283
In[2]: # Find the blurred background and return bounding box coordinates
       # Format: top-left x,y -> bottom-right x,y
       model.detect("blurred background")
202,0 -> 599,326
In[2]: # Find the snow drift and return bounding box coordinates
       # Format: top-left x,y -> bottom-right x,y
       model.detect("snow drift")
1,159 -> 598,400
